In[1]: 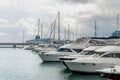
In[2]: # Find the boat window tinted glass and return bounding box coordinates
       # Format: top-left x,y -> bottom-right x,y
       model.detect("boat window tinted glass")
114,53 -> 120,58
101,53 -> 120,58
47,45 -> 53,48
39,45 -> 45,48
80,51 -> 95,55
57,48 -> 72,52
73,49 -> 82,53
101,53 -> 113,58
95,52 -> 105,57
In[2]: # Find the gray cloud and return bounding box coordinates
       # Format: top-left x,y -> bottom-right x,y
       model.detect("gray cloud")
0,0 -> 120,42
61,0 -> 95,4
0,7 -> 27,22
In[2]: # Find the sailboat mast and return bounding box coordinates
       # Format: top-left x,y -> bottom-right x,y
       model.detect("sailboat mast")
38,19 -> 40,36
50,23 -> 53,39
95,21 -> 97,37
75,32 -> 77,39
41,23 -> 43,39
117,14 -> 119,30
23,30 -> 25,43
68,24 -> 70,40
64,29 -> 66,40
73,32 -> 74,41
58,11 -> 60,41
53,19 -> 56,40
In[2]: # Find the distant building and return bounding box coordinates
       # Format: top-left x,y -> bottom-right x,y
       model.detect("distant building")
26,35 -> 41,45
112,30 -> 120,37
35,35 -> 40,40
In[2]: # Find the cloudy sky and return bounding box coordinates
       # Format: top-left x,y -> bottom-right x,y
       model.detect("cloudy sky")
0,0 -> 120,42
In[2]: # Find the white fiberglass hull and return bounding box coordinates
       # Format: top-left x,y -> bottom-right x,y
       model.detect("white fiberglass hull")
65,58 -> 120,73
38,51 -> 77,62
59,54 -> 91,61
38,53 -> 60,61
34,48 -> 56,53
59,54 -> 80,61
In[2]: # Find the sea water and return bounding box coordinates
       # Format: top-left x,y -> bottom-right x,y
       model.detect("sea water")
0,48 -> 108,80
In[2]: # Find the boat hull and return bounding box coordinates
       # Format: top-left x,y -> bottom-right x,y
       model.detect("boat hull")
59,57 -> 76,61
102,74 -> 120,80
38,53 -> 61,61
65,61 -> 117,73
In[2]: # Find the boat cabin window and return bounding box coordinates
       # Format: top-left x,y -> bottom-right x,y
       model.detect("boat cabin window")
39,45 -> 46,48
101,53 -> 120,58
46,45 -> 53,48
73,49 -> 83,53
57,48 -> 72,52
95,52 -> 105,57
80,51 -> 95,55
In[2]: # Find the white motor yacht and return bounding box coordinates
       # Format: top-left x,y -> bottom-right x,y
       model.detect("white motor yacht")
38,39 -> 106,62
38,43 -> 85,62
33,44 -> 56,53
59,46 -> 103,61
96,65 -> 120,80
24,45 -> 35,50
64,45 -> 120,73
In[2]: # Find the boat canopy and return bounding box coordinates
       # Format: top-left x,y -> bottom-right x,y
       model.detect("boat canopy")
83,46 -> 103,51
59,43 -> 85,49
95,45 -> 120,53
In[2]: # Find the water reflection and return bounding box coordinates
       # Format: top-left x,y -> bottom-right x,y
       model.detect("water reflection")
67,73 -> 107,80
0,48 -> 108,80
60,68 -> 71,74
60,68 -> 107,80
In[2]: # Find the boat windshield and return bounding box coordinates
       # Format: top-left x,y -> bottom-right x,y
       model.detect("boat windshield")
46,45 -> 54,48
95,52 -> 106,57
80,51 -> 95,55
57,48 -> 72,52
39,45 -> 46,48
101,53 -> 120,58
73,49 -> 83,53
38,44 -> 55,48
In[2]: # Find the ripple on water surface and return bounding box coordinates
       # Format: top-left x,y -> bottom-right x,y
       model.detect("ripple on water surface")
0,48 -> 107,80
